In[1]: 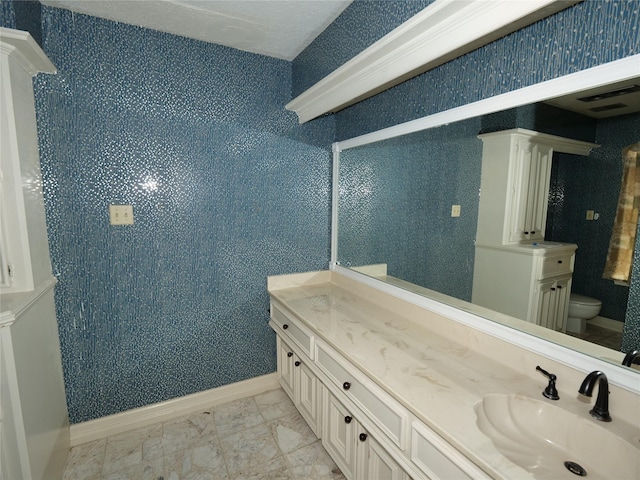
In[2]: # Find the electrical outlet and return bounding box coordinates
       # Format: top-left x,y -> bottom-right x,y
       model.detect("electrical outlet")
586,210 -> 594,221
110,205 -> 134,225
451,204 -> 461,217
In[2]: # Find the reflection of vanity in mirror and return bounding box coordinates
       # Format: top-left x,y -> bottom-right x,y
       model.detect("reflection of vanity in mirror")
332,56 -> 639,379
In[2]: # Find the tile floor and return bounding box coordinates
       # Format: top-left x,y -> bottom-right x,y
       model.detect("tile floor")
62,388 -> 346,480
565,323 -> 623,351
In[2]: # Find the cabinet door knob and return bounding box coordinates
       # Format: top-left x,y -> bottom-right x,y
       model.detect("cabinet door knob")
343,382 -> 351,390
344,416 -> 352,424
551,287 -> 556,291
359,433 -> 368,442
283,324 -> 289,329
524,231 -> 529,234
531,231 -> 536,234
287,352 -> 293,357
557,285 -> 563,289
558,260 -> 563,264
294,361 -> 301,367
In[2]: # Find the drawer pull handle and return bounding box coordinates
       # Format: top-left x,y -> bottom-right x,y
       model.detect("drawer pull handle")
558,260 -> 563,264
344,416 -> 352,424
557,285 -> 563,289
524,231 -> 529,234
295,361 -> 301,367
551,287 -> 556,291
283,324 -> 289,329
287,352 -> 293,357
359,433 -> 368,442
531,231 -> 536,234
343,382 -> 351,390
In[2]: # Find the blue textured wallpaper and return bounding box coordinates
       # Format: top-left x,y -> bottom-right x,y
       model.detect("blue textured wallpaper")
34,6 -> 333,423
338,118 -> 481,301
0,0 -> 16,28
292,0 -> 434,97
547,113 -> 640,322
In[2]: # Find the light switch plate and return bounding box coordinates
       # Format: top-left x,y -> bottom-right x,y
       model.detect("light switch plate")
110,205 -> 134,225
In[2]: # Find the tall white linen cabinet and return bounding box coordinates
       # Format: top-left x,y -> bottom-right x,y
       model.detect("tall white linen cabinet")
0,28 -> 69,480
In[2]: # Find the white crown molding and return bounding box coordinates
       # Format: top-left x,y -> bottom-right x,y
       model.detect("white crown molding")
287,0 -> 580,123
0,27 -> 56,75
69,372 -> 279,446
477,128 -> 600,156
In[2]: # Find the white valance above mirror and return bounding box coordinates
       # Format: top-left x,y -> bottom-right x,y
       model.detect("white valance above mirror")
286,0 -> 580,123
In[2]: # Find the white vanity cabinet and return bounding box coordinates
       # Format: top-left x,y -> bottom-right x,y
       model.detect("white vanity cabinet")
276,336 -> 322,436
475,128 -> 598,246
269,297 -> 491,480
535,274 -> 571,331
322,388 -> 408,480
472,243 -> 576,330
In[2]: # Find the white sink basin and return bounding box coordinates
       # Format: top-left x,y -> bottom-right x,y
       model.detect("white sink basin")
474,394 -> 640,479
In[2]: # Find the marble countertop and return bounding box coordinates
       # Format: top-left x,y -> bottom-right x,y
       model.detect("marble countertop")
268,272 -> 640,479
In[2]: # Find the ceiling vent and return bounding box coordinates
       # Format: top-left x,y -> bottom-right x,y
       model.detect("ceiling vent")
577,84 -> 640,103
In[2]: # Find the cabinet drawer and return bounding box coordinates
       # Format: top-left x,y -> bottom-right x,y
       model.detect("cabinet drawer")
411,422 -> 490,480
316,341 -> 408,450
540,254 -> 573,278
271,304 -> 314,359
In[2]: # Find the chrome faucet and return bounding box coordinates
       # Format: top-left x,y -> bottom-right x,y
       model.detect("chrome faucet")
578,371 -> 612,422
622,350 -> 639,367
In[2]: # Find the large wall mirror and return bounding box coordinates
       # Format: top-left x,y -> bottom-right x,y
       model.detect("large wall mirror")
331,55 -> 640,382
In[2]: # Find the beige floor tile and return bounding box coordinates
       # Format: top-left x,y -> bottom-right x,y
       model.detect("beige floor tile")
254,388 -> 298,421
219,423 -> 281,476
268,414 -> 318,454
62,389 -> 344,480
213,397 -> 265,437
285,441 -> 346,480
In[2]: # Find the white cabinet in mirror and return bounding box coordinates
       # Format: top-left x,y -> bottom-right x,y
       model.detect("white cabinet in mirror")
331,54 -> 640,393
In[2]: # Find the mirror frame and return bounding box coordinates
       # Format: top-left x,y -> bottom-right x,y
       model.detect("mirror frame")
330,53 -> 640,394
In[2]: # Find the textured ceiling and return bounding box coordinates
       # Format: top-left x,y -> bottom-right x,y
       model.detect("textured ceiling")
40,0 -> 353,60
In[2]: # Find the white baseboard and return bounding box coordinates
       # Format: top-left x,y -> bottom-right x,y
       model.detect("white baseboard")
589,315 -> 624,333
70,372 -> 279,447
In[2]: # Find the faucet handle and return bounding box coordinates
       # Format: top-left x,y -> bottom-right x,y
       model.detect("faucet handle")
536,366 -> 560,400
622,350 -> 640,367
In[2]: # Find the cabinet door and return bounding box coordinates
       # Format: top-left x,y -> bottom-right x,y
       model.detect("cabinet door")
277,336 -> 295,400
534,277 -> 570,331
534,279 -> 558,329
297,360 -> 322,437
359,433 -> 408,480
552,276 -> 571,333
509,140 -> 553,243
322,389 -> 358,480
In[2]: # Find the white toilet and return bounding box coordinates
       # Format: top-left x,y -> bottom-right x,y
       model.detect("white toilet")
566,293 -> 602,334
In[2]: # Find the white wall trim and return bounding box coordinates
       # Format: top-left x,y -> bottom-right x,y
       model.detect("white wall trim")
69,372 -> 279,446
590,315 -> 625,333
286,0 -> 578,123
0,27 -> 56,75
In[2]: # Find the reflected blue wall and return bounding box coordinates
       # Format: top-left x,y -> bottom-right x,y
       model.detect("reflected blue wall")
34,6 -> 333,423
547,113 -> 640,322
339,119 -> 481,301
